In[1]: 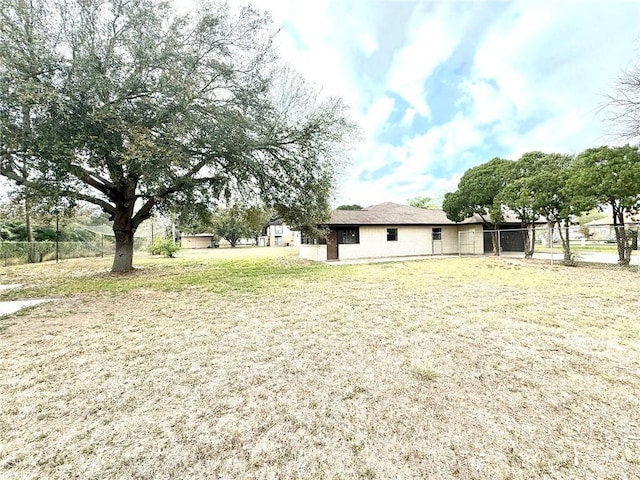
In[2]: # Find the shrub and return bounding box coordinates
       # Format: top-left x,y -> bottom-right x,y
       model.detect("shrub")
148,239 -> 180,257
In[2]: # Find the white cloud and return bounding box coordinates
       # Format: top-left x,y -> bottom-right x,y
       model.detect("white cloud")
386,3 -> 465,118
359,96 -> 395,136
358,30 -> 378,57
176,0 -> 640,208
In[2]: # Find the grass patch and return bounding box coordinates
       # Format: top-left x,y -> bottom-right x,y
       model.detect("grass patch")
409,364 -> 437,382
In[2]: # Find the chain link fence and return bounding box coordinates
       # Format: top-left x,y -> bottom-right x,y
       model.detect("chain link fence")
0,236 -> 151,266
471,223 -> 640,271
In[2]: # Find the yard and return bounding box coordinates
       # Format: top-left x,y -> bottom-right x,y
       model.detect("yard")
1,248 -> 639,479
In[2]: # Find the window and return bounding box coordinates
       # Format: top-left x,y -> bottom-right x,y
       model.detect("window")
339,228 -> 359,244
301,233 -> 318,245
387,228 -> 398,241
432,228 -> 442,241
275,236 -> 282,246
274,225 -> 283,234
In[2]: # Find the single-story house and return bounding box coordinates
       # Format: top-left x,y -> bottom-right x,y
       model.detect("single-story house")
259,219 -> 300,247
583,217 -> 639,243
299,202 -> 486,262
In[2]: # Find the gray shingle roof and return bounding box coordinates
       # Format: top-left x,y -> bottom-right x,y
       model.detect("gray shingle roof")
328,202 -> 483,226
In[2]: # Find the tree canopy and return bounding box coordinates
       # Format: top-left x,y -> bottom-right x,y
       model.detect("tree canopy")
407,196 -> 436,209
0,0 -> 357,271
211,205 -> 250,248
568,145 -> 640,265
442,157 -> 511,254
497,152 -> 582,260
445,146 -> 640,265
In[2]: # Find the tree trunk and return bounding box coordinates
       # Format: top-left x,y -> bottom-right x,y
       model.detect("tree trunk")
614,225 -> 631,266
25,197 -> 38,263
612,204 -> 630,266
557,221 -> 572,264
523,223 -> 535,259
112,206 -> 136,272
491,229 -> 500,255
25,198 -> 33,243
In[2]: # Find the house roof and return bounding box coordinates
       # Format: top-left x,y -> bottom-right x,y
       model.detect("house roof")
327,202 -> 482,226
181,233 -> 216,237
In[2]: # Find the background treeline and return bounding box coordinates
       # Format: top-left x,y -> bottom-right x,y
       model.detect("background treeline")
443,145 -> 640,266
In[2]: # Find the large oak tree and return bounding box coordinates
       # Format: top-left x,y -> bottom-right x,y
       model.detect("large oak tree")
0,0 -> 356,272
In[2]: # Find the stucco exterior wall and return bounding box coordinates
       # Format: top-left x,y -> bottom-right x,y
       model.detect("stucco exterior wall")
336,225 -> 485,260
181,236 -> 214,249
299,245 -> 327,261
298,224 -> 485,261
337,226 -> 432,260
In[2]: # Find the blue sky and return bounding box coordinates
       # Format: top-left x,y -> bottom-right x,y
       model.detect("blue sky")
240,0 -> 640,207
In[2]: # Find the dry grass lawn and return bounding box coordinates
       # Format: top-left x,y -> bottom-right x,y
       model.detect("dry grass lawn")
1,248 -> 639,479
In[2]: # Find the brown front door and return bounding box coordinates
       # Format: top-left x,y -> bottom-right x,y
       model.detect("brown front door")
327,230 -> 338,260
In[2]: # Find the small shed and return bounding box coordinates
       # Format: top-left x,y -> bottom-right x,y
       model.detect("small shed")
181,233 -> 218,249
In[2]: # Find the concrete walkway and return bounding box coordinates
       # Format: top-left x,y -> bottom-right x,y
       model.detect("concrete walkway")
323,251 -> 639,266
0,284 -> 53,317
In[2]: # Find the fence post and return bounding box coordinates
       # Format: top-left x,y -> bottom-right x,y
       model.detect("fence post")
549,227 -> 553,265
55,215 -> 59,263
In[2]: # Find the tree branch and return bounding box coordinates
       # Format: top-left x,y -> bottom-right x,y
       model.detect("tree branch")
66,163 -> 115,195
67,192 -> 117,215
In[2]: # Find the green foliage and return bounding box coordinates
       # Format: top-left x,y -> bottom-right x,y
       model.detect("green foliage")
336,204 -> 363,210
148,239 -> 180,258
0,240 -> 105,264
568,145 -> 640,265
0,0 -> 357,272
0,218 -> 96,242
497,152 -> 582,259
211,206 -> 251,247
174,205 -> 214,236
244,206 -> 273,244
578,209 -> 608,225
407,196 -> 436,209
443,157 -> 511,225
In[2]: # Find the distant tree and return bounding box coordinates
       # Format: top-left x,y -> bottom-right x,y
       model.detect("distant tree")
443,157 -> 511,254
173,205 -> 214,236
578,225 -> 592,240
578,209 -> 608,225
407,196 -> 436,209
211,206 -> 251,247
0,0 -> 356,272
602,64 -> 640,142
568,145 -> 640,266
336,204 -> 362,210
244,206 -> 273,245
